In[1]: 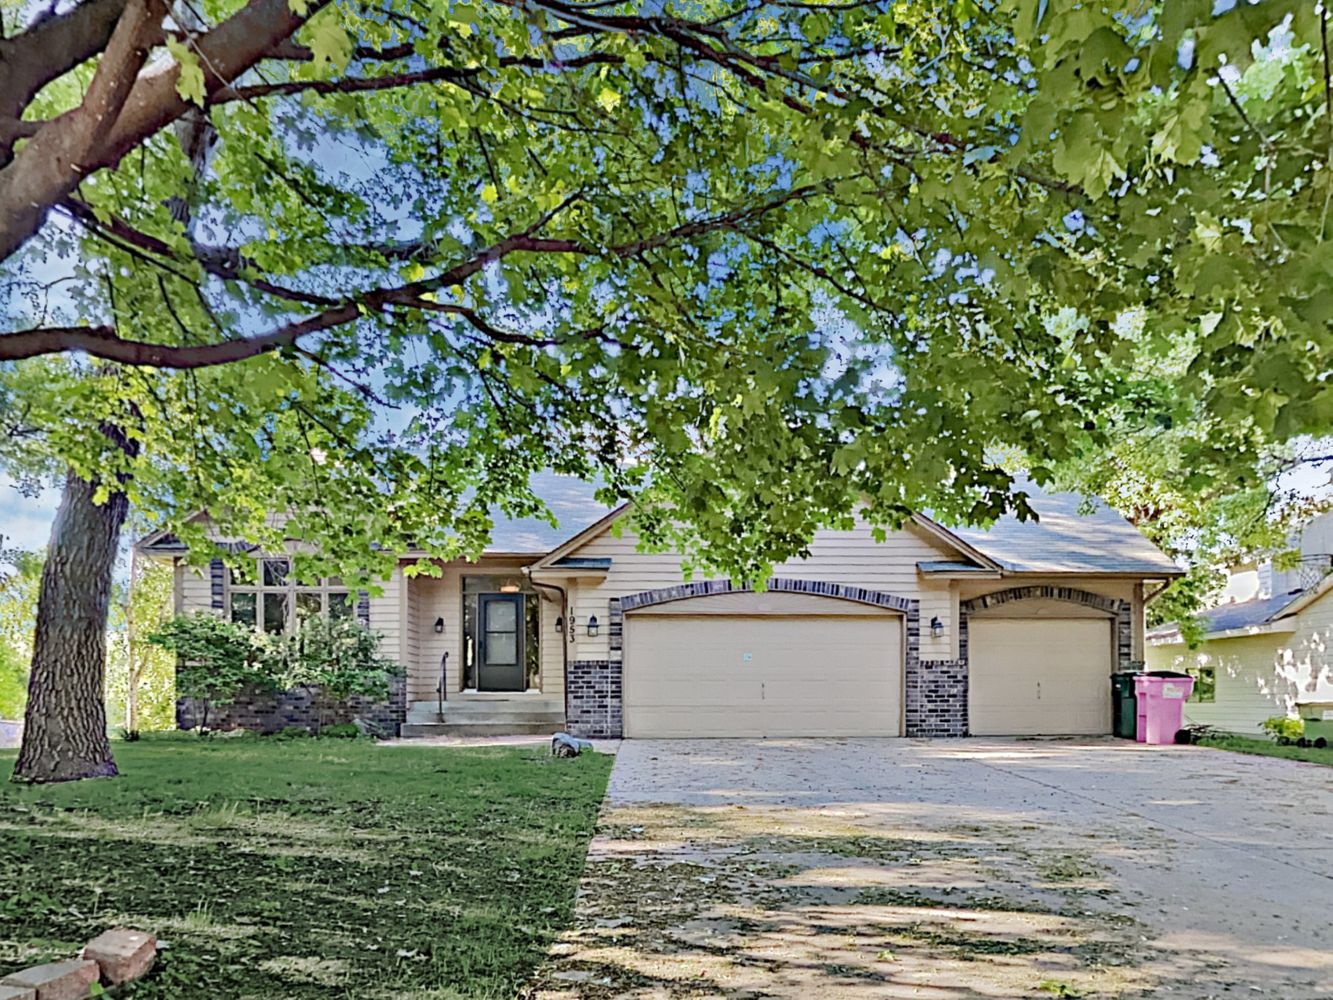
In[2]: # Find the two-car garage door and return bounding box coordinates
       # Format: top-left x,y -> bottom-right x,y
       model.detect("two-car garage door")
624,609 -> 903,737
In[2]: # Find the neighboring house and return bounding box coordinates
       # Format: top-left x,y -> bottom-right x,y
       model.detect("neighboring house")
1147,511 -> 1333,734
136,474 -> 1181,739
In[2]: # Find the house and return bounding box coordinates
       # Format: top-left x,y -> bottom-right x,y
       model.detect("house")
1146,511 -> 1333,734
135,474 -> 1182,739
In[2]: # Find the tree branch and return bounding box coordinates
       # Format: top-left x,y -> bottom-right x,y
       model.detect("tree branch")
0,0 -> 326,265
0,0 -> 164,258
0,0 -> 130,130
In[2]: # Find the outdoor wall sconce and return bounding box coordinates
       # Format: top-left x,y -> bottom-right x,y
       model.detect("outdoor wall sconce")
929,616 -> 944,639
554,615 -> 564,633
434,617 -> 445,634
586,615 -> 600,637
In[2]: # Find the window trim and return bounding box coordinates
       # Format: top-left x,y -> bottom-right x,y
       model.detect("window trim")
226,556 -> 351,634
1186,664 -> 1216,703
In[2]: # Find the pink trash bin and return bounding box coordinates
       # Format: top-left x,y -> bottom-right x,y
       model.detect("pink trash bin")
1134,672 -> 1195,745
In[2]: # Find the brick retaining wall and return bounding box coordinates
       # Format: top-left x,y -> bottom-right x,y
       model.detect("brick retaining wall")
176,674 -> 407,736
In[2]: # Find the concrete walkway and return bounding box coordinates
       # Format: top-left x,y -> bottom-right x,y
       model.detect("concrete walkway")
531,738 -> 1333,999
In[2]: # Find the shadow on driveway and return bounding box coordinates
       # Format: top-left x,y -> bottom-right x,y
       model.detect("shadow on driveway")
528,738 -> 1333,999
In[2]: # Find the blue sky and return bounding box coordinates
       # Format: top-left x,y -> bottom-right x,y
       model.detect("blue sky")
0,476 -> 58,552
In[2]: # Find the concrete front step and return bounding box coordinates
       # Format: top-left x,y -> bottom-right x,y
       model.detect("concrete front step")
399,721 -> 565,738
405,698 -> 563,727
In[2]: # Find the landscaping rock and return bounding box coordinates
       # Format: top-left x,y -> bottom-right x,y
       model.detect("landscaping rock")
552,732 -> 593,758
82,927 -> 157,985
0,984 -> 37,1000
1,959 -> 98,1000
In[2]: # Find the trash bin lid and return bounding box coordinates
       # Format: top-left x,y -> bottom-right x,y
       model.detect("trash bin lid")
1144,670 -> 1192,679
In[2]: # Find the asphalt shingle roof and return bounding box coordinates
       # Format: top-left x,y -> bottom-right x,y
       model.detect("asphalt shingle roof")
1147,590 -> 1306,642
949,487 -> 1181,575
496,476 -> 1178,576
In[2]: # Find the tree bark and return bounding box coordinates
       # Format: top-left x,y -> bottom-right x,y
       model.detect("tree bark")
12,430 -> 136,783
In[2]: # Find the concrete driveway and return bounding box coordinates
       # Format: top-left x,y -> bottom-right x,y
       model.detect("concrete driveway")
531,738 -> 1333,999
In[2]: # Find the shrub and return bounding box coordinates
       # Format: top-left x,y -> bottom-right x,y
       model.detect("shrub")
320,722 -> 361,739
1260,716 -> 1304,745
149,614 -> 279,732
273,616 -> 403,734
274,725 -> 312,740
0,644 -> 25,720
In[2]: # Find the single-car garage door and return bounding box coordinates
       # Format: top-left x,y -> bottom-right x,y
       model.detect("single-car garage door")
968,618 -> 1114,735
624,611 -> 902,737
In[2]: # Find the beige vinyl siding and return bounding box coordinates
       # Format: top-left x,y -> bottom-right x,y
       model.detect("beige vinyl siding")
1149,635 -> 1298,735
180,563 -> 215,616
368,566 -> 404,665
410,573 -> 454,701
568,521 -> 957,662
406,560 -> 566,702
1146,585 -> 1333,735
401,569 -> 423,695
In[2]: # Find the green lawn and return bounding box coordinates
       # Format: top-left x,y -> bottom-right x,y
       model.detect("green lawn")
0,735 -> 611,998
1197,733 -> 1333,767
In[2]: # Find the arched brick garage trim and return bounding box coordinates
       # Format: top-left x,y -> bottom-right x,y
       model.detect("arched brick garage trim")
958,586 -> 1133,670
564,578 -> 920,739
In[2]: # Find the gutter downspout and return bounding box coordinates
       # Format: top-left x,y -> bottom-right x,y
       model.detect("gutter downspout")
523,568 -> 569,728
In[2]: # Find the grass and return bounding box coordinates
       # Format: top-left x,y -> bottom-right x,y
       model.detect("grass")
0,734 -> 611,998
1196,732 -> 1333,767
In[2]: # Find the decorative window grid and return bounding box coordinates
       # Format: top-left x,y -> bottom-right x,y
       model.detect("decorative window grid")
227,557 -> 351,634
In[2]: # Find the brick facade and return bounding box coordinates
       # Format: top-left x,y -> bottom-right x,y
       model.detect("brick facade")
906,658 -> 968,737
566,660 -> 621,738
177,673 -> 407,736
567,579 -> 1135,740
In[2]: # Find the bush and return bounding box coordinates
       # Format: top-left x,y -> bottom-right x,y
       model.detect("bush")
149,614 -> 279,732
273,616 -> 403,734
274,725 -> 312,740
1260,716 -> 1304,745
321,722 -> 361,739
0,644 -> 26,720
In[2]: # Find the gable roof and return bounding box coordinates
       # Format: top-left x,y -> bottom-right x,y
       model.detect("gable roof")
137,473 -> 1179,579
1149,572 -> 1333,645
532,479 -> 1177,578
950,488 -> 1181,576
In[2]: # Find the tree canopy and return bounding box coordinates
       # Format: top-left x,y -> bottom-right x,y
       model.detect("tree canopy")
0,0 -> 1328,581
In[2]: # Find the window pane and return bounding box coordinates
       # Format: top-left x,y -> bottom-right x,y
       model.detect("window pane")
296,592 -> 322,624
485,631 -> 517,665
230,592 -> 256,627
263,592 -> 288,634
328,592 -> 351,620
486,601 -> 517,631
263,558 -> 289,587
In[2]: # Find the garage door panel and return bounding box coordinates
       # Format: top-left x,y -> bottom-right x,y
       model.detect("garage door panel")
625,613 -> 901,738
969,618 -> 1113,736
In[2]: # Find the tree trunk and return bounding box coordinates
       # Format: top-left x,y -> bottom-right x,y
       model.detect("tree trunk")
12,441 -> 133,782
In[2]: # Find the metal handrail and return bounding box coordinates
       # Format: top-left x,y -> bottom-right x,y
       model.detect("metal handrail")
437,651 -> 449,720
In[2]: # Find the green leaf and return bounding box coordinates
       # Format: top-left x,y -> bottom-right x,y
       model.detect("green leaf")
166,38 -> 205,106
309,13 -> 355,71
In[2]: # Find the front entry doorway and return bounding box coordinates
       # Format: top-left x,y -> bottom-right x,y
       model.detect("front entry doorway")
477,593 -> 525,691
